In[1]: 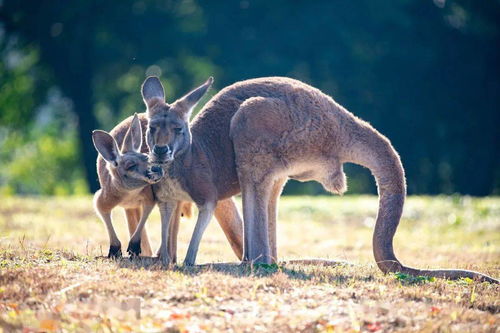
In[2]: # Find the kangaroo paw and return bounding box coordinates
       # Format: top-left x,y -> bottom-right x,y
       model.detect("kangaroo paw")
108,245 -> 122,258
183,258 -> 195,266
127,241 -> 141,257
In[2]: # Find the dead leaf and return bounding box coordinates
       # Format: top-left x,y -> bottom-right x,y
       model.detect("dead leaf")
366,322 -> 382,332
6,303 -> 19,312
22,328 -> 37,333
430,306 -> 441,315
53,302 -> 64,313
170,311 -> 191,320
39,319 -> 59,331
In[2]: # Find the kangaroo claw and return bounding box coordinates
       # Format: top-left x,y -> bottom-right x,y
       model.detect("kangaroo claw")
127,241 -> 141,257
108,245 -> 122,258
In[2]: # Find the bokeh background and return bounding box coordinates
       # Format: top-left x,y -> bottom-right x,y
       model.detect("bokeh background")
0,0 -> 499,196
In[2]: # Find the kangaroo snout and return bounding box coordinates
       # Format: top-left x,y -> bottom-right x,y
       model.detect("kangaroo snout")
146,165 -> 164,183
151,165 -> 162,174
153,145 -> 170,155
151,145 -> 173,164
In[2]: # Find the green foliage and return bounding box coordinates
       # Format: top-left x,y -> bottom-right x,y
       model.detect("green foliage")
393,272 -> 436,285
0,129 -> 87,195
0,41 -> 85,195
0,127 -> 86,195
0,46 -> 38,127
252,263 -> 280,274
0,46 -> 87,195
0,0 -> 499,195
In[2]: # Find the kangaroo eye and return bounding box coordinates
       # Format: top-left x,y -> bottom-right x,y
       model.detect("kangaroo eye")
126,164 -> 137,171
174,127 -> 183,134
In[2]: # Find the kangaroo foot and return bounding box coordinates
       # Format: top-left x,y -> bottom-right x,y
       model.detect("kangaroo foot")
127,241 -> 141,257
243,254 -> 274,265
108,244 -> 122,258
157,247 -> 172,267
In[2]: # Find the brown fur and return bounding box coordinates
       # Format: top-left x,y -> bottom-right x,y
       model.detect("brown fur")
93,114 -> 163,258
131,77 -> 246,265
109,112 -> 244,263
140,76 -> 496,282
229,77 -> 497,283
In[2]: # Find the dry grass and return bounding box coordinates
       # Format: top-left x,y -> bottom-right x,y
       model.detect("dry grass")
0,195 -> 498,332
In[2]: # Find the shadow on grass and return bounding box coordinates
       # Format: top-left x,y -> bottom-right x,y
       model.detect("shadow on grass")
104,256 -> 361,283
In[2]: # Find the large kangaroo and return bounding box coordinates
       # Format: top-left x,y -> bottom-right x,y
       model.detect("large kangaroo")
139,76 -> 497,283
132,77 -> 244,265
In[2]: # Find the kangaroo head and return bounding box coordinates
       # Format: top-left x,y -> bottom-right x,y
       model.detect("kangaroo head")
141,76 -> 213,164
92,114 -> 164,189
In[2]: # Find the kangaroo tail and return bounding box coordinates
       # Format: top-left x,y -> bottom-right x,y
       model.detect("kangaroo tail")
343,123 -> 498,284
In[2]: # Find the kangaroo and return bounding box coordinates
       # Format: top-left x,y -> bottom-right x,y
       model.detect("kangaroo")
140,76 -> 497,283
93,114 -> 164,258
108,111 -> 244,264
130,76 -> 246,266
230,77 -> 497,283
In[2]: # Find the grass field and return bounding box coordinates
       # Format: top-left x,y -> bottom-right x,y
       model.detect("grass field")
0,195 -> 499,332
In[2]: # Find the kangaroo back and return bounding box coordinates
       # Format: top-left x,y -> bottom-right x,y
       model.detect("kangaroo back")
209,76 -> 497,283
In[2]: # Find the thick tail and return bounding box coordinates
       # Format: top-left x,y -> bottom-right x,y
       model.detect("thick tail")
343,124 -> 498,283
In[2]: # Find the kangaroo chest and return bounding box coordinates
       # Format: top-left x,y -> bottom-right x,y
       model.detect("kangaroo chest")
118,188 -> 146,209
120,193 -> 144,209
153,172 -> 193,203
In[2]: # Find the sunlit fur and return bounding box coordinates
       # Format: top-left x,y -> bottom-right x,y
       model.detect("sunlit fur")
133,76 -> 496,283
145,102 -> 192,165
131,76 -> 244,265
92,114 -> 163,258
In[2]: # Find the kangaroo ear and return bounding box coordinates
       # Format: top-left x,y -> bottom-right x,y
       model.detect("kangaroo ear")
176,77 -> 213,119
121,114 -> 142,153
142,76 -> 165,109
92,130 -> 120,166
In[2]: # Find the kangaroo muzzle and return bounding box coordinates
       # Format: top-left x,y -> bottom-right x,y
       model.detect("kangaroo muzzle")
152,145 -> 173,163
146,165 -> 164,183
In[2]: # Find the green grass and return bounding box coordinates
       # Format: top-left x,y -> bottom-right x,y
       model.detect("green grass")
0,195 -> 499,332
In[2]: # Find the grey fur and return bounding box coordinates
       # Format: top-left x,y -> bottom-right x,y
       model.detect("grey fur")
142,76 -> 165,107
138,76 -> 497,282
92,114 -> 163,258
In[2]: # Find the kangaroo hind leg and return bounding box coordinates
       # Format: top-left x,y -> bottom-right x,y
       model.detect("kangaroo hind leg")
167,202 -> 182,264
214,198 -> 244,260
268,177 -> 287,261
231,96 -> 290,264
93,190 -> 122,258
239,177 -> 274,264
126,205 -> 155,257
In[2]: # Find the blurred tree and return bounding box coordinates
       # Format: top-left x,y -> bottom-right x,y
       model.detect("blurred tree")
1,0 -> 220,192
0,0 -> 498,195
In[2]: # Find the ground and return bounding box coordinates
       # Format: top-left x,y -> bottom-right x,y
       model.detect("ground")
0,195 -> 498,332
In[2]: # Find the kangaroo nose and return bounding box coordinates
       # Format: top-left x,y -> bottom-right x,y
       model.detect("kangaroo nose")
151,166 -> 162,173
153,145 -> 170,155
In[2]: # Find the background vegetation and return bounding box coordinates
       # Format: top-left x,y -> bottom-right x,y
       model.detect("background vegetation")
0,0 -> 499,195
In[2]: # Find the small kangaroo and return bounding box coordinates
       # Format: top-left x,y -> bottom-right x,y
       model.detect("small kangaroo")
139,76 -> 497,283
92,114 -> 164,257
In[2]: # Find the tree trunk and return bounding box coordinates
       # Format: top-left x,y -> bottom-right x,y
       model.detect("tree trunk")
72,82 -> 100,193
59,1 -> 100,193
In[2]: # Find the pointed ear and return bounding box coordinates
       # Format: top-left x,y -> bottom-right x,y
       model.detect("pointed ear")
176,77 -> 213,119
141,76 -> 165,109
92,130 -> 120,166
121,113 -> 143,153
